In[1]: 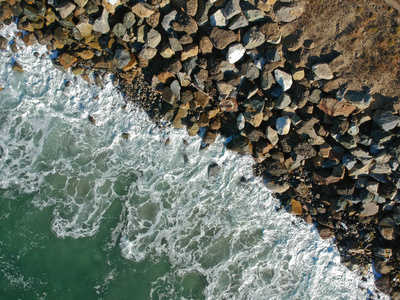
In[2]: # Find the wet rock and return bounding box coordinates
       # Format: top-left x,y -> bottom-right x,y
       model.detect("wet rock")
288,199 -> 302,215
208,162 -> 220,177
22,32 -> 37,46
375,276 -> 392,295
210,27 -> 237,50
275,5 -> 303,23
274,69 -> 292,91
312,63 -> 333,80
243,27 -> 265,49
226,136 -> 253,154
12,62 -> 23,72
276,116 -> 291,135
227,43 -> 245,64
373,109 -> 400,132
59,53 -> 77,69
0,35 -> 8,50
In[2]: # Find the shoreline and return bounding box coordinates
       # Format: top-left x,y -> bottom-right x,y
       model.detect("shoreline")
1,0 -> 399,297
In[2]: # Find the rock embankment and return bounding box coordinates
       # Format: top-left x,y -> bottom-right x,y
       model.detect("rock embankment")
1,0 -> 399,297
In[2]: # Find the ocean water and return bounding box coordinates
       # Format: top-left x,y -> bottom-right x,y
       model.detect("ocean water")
0,24 -> 387,299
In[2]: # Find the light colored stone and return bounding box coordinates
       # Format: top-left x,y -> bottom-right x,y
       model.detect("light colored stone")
373,109 -> 400,132
274,69 -> 292,91
162,10 -> 178,33
292,68 -> 304,81
360,202 -> 379,217
146,29 -> 161,48
228,13 -> 249,30
275,6 -> 303,23
223,0 -> 241,19
57,2 -> 76,19
76,18 -> 93,37
266,126 -> 278,145
132,2 -> 154,18
243,27 -> 265,49
210,9 -> 227,27
275,93 -> 291,109
312,63 -> 333,80
276,116 -> 290,135
226,43 -> 245,64
160,44 -> 175,58
237,113 -> 245,130
93,9 -> 110,34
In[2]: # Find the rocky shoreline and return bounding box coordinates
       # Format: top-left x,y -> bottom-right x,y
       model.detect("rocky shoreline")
1,0 -> 400,297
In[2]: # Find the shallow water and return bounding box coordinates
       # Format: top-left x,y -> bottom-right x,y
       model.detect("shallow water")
0,24 -> 386,299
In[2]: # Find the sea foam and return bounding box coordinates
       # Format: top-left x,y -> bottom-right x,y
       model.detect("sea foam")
0,24 -> 388,299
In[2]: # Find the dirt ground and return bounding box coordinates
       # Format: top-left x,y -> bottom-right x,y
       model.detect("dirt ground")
279,0 -> 400,98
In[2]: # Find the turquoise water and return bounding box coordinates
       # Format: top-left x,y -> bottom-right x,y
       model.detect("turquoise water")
0,24 -> 384,299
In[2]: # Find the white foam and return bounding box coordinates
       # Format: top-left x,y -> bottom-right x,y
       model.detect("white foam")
0,24 -> 388,299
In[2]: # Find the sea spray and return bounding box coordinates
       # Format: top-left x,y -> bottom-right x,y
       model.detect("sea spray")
0,24 -> 387,299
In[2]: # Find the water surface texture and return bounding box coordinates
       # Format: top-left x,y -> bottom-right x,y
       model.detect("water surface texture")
0,24 -> 384,299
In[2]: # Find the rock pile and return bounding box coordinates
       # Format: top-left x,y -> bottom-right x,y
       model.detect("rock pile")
1,0 -> 399,297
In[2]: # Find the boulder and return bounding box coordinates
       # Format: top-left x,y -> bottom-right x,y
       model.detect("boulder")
210,27 -> 237,50
132,2 -> 154,18
93,9 -> 110,34
276,116 -> 291,135
312,63 -> 333,80
274,69 -> 292,91
243,27 -> 265,49
226,43 -> 246,63
373,109 -> 400,132
275,5 -> 303,23
0,35 -> 8,50
317,98 -> 356,117
146,29 -> 161,48
226,136 -> 253,154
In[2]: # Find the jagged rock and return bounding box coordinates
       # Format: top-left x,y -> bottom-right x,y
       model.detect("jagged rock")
219,98 -> 238,112
195,1 -> 213,26
244,97 -> 264,127
199,36 -> 213,54
113,23 -> 126,38
241,62 -> 260,80
243,27 -> 265,49
373,109 -> 400,132
74,0 -> 88,8
275,93 -> 291,109
146,29 -> 161,48
228,13 -> 249,30
223,0 -> 241,19
343,90 -> 372,110
293,141 -> 316,159
259,22 -> 281,44
56,2 -> 76,19
378,182 -> 397,199
275,5 -> 303,23
313,165 -> 345,185
77,49 -> 94,59
274,69 -> 292,91
342,153 -> 357,170
194,91 -> 210,108
139,45 -> 157,60
210,27 -> 237,50
160,45 -> 175,58
276,116 -> 291,135
266,181 -> 290,193
265,126 -> 279,145
237,113 -> 245,130
312,63 -> 333,80
375,276 -> 392,295
23,32 -> 37,46
132,2 -> 154,18
162,10 -> 178,33
226,43 -> 245,63
76,18 -> 93,37
217,81 -> 234,98
0,35 -> 8,50
261,70 -> 275,90
93,9 -> 110,34
318,98 -> 356,117
288,199 -> 302,215
266,48 -> 280,62
243,8 -> 266,22
210,9 -> 227,27
123,12 -> 136,29
226,136 -> 253,154
181,44 -> 198,61
59,53 -> 77,69
170,80 -> 181,101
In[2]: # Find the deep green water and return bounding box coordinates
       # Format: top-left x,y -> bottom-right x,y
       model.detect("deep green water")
0,23 -> 384,300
